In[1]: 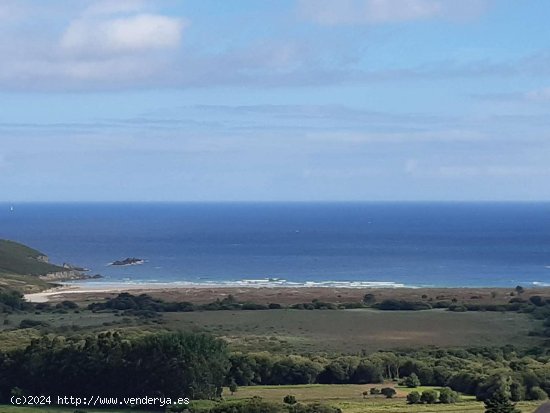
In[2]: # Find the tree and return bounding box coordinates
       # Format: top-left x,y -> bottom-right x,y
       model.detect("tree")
509,382 -> 524,402
283,395 -> 297,405
362,294 -> 376,305
439,387 -> 459,404
420,390 -> 439,404
228,380 -> 238,395
527,386 -> 547,401
484,390 -> 520,413
381,387 -> 396,399
404,373 -> 421,388
407,391 -> 421,404
514,286 -> 524,295
529,296 -> 545,306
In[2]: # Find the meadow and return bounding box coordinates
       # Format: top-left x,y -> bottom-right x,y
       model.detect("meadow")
162,307 -> 539,353
1,384 -> 545,413
223,384 -> 545,413
0,306 -> 539,354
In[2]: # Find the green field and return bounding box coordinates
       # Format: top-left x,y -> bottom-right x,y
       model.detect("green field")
1,384 -> 545,413
162,308 -> 539,353
0,307 -> 540,354
225,384 -> 545,413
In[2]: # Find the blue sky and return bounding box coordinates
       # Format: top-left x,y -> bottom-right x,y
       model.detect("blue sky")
1,0 -> 550,201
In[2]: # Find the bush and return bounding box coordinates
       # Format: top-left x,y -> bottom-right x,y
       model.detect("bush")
293,403 -> 342,413
362,294 -> 376,305
19,319 -> 50,329
407,391 -> 421,404
439,387 -> 459,403
528,386 -> 548,401
283,395 -> 297,405
369,388 -> 380,395
420,390 -> 439,404
229,380 -> 238,395
376,300 -> 431,311
209,399 -> 282,413
381,388 -> 396,398
529,296 -> 546,307
241,303 -> 268,310
404,373 -> 421,388
56,300 -> 78,310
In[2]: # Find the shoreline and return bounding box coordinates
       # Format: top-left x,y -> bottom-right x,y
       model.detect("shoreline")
24,281 -> 550,305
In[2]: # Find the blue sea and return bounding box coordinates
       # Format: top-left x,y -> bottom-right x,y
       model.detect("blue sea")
1,202 -> 550,288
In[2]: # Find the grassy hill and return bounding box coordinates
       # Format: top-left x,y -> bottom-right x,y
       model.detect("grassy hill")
0,239 -> 66,293
0,239 -> 65,276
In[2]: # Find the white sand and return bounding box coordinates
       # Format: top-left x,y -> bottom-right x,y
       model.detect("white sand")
24,283 -> 180,302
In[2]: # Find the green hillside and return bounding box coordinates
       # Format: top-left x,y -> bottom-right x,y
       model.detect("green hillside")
0,239 -> 65,277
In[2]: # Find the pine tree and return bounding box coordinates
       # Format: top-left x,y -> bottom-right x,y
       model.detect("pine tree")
484,390 -> 521,413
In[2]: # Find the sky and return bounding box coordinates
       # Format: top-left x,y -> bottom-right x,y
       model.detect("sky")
1,0 -> 550,202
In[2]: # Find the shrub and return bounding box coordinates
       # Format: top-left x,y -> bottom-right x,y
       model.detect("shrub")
439,387 -> 459,403
19,319 -> 50,329
407,391 -> 421,404
362,294 -> 376,305
376,300 -> 431,311
241,303 -> 268,310
420,389 -> 439,404
527,386 -> 548,401
293,403 -> 342,413
381,387 -> 396,398
283,395 -> 297,405
404,373 -> 421,388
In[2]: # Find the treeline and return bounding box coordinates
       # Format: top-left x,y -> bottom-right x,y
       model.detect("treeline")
84,291 -> 550,315
1,330 -> 549,406
226,347 -> 550,402
0,332 -> 229,405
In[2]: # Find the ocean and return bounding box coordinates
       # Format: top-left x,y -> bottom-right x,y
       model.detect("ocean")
1,202 -> 549,288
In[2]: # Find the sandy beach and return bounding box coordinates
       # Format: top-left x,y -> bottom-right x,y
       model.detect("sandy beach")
24,282 -> 550,306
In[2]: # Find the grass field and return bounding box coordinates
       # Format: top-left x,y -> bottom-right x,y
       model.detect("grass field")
1,384 -> 544,413
224,384 -> 545,413
0,311 -> 143,351
163,308 -> 539,353
0,307 -> 539,353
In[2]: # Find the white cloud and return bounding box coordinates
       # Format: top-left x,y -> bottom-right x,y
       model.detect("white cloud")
61,13 -> 185,56
0,1 -> 188,89
299,0 -> 490,25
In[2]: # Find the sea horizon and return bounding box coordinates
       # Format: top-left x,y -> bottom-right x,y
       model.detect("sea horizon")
2,201 -> 550,288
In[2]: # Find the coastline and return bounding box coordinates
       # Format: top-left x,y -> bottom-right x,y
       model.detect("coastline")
24,281 -> 550,305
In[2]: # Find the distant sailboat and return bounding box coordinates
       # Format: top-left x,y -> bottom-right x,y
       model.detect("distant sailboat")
9,205 -> 14,212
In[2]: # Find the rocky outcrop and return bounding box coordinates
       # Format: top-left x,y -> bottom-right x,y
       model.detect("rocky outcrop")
111,257 -> 144,266
39,270 -> 103,281
36,255 -> 49,263
39,270 -> 87,281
